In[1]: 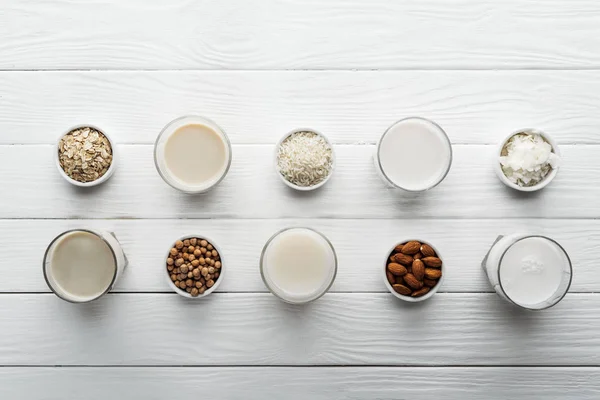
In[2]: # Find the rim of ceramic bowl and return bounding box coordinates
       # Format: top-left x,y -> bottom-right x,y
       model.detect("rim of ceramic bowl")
153,115 -> 232,194
164,234 -> 225,299
274,128 -> 336,191
495,128 -> 560,192
55,124 -> 117,187
260,227 -> 338,304
375,117 -> 453,192
382,239 -> 445,302
42,229 -> 119,304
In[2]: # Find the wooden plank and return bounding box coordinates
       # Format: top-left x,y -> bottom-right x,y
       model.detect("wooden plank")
1,1 -> 599,69
0,219 -> 596,293
0,144 -> 597,219
0,293 -> 598,365
2,71 -> 600,144
0,367 -> 598,399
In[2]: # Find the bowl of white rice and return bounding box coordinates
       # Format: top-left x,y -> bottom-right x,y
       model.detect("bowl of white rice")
275,128 -> 335,191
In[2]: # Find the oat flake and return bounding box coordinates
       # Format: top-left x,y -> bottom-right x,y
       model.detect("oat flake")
58,127 -> 113,183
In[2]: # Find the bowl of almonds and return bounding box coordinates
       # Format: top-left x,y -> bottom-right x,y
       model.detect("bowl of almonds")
383,239 -> 444,302
55,124 -> 116,187
165,235 -> 224,298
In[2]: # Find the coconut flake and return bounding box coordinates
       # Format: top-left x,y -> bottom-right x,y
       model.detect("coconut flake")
499,133 -> 560,187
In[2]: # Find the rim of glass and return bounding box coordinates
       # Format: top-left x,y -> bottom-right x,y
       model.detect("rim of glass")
42,229 -> 118,304
153,115 -> 233,193
259,227 -> 338,304
376,116 -> 453,192
496,235 -> 572,311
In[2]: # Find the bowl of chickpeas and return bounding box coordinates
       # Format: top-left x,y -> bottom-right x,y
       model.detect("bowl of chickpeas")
164,235 -> 224,298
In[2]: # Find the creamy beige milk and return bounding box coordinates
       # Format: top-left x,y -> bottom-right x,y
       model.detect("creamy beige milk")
163,124 -> 228,187
378,118 -> 451,191
48,231 -> 116,302
262,228 -> 336,303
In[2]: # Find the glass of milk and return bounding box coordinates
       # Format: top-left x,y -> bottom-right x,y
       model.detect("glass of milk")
374,117 -> 453,191
260,227 -> 337,304
482,234 -> 572,310
154,115 -> 232,193
43,230 -> 128,303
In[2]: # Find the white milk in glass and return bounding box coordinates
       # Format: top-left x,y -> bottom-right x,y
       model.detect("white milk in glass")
154,116 -> 231,193
375,117 -> 452,191
43,230 -> 127,303
483,234 -> 572,310
261,228 -> 337,304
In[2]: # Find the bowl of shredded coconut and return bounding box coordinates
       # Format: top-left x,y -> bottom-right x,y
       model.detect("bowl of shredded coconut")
275,128 -> 335,191
495,129 -> 561,192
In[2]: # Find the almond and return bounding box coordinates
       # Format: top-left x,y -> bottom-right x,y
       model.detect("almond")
394,244 -> 405,253
424,268 -> 442,280
411,287 -> 431,297
413,252 -> 423,260
386,271 -> 395,285
412,259 -> 425,281
387,263 -> 407,276
420,244 -> 436,258
395,275 -> 405,285
422,257 -> 442,268
423,278 -> 438,287
392,284 -> 412,296
401,241 -> 421,255
403,273 -> 423,290
391,253 -> 413,266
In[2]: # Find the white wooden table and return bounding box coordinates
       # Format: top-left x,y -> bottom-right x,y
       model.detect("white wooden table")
1,1 -> 599,398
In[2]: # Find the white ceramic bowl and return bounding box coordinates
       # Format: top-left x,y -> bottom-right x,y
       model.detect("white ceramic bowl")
55,124 -> 116,187
383,239 -> 445,302
274,128 -> 335,191
164,234 -> 225,299
495,129 -> 560,192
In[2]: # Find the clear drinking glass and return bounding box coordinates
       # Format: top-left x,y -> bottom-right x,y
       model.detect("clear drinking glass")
374,117 -> 453,191
482,234 -> 572,310
43,229 -> 128,303
154,115 -> 232,194
260,227 -> 337,304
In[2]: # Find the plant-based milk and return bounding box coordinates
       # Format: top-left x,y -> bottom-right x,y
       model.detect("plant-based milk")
375,117 -> 452,191
47,231 -> 116,302
261,228 -> 337,304
483,234 -> 572,310
154,116 -> 231,193
164,124 -> 227,187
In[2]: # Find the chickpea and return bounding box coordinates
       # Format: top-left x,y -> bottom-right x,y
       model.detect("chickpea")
190,238 -> 197,246
175,241 -> 184,250
191,260 -> 200,267
175,258 -> 184,267
183,239 -> 190,247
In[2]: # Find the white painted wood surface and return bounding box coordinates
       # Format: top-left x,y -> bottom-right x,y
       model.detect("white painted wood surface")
1,368 -> 599,400
1,0 -> 600,70
1,294 -> 599,365
1,0 -> 599,398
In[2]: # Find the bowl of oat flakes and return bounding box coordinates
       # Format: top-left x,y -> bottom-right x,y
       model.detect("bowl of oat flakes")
55,125 -> 116,187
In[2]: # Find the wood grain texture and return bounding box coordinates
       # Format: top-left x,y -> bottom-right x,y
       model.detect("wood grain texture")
0,367 -> 598,399
0,219 -> 597,293
2,70 -> 600,144
0,293 -> 598,366
0,144 -> 597,219
1,0 -> 599,69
